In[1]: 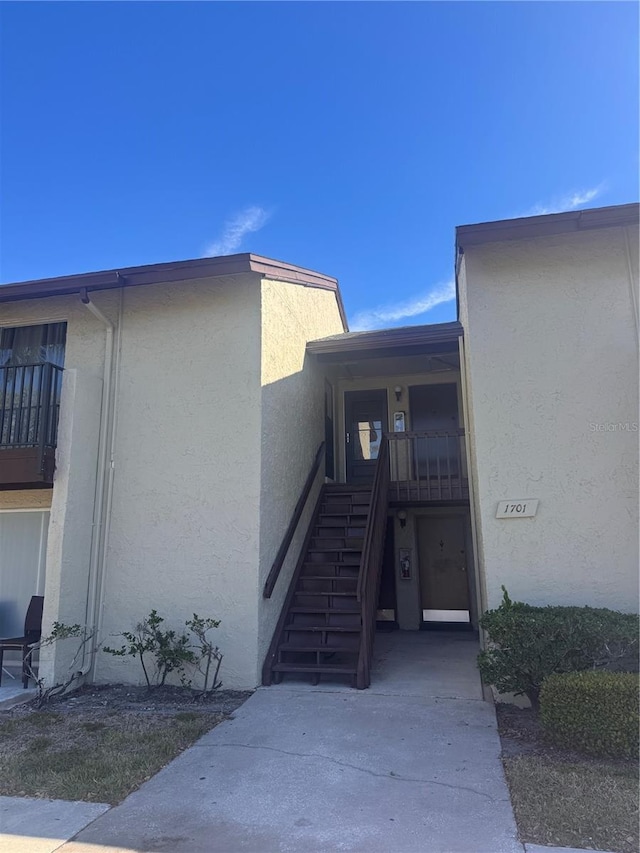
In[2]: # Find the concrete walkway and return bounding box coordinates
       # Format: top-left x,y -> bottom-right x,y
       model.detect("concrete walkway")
0,796 -> 108,853
54,630 -> 522,853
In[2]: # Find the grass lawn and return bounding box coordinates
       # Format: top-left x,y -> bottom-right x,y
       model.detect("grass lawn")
497,704 -> 639,853
0,686 -> 251,804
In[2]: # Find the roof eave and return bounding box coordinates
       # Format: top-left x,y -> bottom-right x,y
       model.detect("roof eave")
0,252 -> 348,331
456,202 -> 639,252
307,321 -> 463,362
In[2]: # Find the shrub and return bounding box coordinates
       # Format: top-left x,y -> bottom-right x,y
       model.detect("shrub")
104,610 -> 223,693
104,610 -> 195,688
478,588 -> 639,708
540,670 -> 639,758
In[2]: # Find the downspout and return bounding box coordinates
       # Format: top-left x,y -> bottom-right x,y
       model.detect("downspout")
458,328 -> 487,641
78,285 -> 119,676
623,226 -> 639,344
93,285 -> 123,681
454,245 -> 486,626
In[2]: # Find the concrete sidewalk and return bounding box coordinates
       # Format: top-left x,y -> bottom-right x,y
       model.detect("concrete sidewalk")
0,796 -> 108,853
55,631 -> 521,853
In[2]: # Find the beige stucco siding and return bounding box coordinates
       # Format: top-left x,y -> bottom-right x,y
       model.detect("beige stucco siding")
459,226 -> 639,613
96,275 -> 263,689
257,280 -> 344,669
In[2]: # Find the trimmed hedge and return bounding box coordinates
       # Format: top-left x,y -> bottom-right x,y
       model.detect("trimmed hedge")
540,670 -> 639,758
478,588 -> 639,708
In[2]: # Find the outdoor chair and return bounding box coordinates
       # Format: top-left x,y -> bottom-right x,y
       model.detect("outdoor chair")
0,596 -> 44,688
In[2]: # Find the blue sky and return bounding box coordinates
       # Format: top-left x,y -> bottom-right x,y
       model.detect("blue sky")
1,2 -> 637,329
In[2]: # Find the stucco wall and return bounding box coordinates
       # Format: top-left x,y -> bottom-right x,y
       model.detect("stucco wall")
95,274 -> 263,689
459,225 -> 639,613
257,280 -> 345,670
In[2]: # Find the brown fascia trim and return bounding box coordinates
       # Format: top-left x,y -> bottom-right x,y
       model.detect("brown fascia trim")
456,202 -> 639,253
0,252 -> 349,331
307,320 -> 463,361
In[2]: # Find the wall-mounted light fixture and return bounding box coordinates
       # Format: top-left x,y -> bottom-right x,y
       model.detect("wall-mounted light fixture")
397,510 -> 407,529
394,385 -> 402,402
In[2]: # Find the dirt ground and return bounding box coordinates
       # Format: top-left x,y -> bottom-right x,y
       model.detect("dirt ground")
41,683 -> 252,716
0,685 -> 252,803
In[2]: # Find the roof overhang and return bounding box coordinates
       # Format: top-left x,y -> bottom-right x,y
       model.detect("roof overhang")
456,202 -> 639,253
0,253 -> 348,331
307,321 -> 463,363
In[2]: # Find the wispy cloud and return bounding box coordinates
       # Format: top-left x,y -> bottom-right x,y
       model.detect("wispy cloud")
203,206 -> 271,256
351,279 -> 456,332
520,183 -> 606,218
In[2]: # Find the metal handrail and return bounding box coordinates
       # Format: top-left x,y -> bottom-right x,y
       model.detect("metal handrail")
386,429 -> 467,501
0,362 -> 64,452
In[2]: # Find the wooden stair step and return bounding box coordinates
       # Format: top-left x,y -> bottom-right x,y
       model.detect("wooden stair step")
284,625 -> 361,633
300,575 -> 358,581
290,607 -> 361,614
272,663 -> 357,674
277,644 -> 358,653
294,591 -> 356,597
307,547 -> 363,553
319,512 -> 368,519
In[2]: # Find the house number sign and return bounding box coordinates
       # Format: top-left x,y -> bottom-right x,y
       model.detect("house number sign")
496,499 -> 539,519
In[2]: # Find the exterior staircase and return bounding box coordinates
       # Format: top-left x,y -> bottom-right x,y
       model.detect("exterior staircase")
263,484 -> 372,687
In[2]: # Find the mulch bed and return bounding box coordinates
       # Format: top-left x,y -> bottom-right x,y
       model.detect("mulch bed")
37,683 -> 253,716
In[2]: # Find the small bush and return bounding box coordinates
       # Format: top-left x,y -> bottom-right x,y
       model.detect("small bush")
104,610 -> 223,693
104,610 -> 195,689
478,588 -> 639,708
540,671 -> 639,758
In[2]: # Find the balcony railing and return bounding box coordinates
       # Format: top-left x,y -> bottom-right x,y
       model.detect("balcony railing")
0,362 -> 64,485
387,429 -> 468,502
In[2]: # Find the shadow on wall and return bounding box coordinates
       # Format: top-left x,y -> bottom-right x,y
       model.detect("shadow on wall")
257,352 -> 328,673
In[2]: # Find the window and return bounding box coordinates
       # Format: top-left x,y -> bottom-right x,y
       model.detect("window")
0,323 -> 66,367
0,511 -> 49,637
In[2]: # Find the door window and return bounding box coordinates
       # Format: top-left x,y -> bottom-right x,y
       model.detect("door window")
354,420 -> 383,461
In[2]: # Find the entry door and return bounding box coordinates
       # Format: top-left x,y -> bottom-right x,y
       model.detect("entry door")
344,389 -> 387,484
417,516 -> 470,623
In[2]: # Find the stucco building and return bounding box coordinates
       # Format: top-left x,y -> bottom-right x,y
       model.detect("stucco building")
1,203 -> 637,691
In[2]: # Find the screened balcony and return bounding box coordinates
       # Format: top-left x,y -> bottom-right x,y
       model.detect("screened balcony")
0,323 -> 66,489
0,362 -> 63,488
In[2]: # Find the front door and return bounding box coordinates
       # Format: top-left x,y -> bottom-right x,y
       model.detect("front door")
417,515 -> 470,625
344,389 -> 387,484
